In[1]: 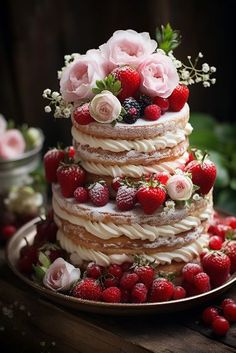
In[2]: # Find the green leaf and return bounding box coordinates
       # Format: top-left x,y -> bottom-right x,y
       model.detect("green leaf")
92,88 -> 101,94
156,23 -> 181,53
38,251 -> 51,269
96,80 -> 106,90
33,265 -> 46,282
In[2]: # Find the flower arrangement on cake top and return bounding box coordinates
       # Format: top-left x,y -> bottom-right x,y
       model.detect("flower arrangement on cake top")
43,24 -> 216,125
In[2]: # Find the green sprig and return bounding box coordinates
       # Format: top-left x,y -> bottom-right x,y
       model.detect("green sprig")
156,23 -> 181,54
92,74 -> 122,96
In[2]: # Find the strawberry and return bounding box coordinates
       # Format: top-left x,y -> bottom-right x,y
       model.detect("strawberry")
137,185 -> 166,214
43,148 -> 65,183
153,96 -> 169,113
18,245 -> 38,274
111,177 -> 124,192
222,240 -> 236,273
74,186 -> 89,203
120,272 -> 139,290
208,224 -> 231,241
57,164 -> 86,198
192,272 -> 211,294
134,266 -> 154,288
144,104 -> 161,121
88,181 -> 109,207
131,283 -> 148,303
102,287 -> 121,303
153,172 -> 170,185
112,66 -> 141,102
149,278 -> 174,302
185,155 -> 217,195
209,236 -> 223,250
116,185 -> 137,211
225,216 -> 236,229
73,103 -> 94,125
182,263 -> 202,283
202,251 -> 231,288
168,84 -> 189,112
72,278 -> 102,301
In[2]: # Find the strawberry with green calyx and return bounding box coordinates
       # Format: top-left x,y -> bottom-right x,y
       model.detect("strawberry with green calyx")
57,162 -> 86,198
43,147 -> 66,183
111,66 -> 141,102
201,251 -> 231,288
185,151 -> 217,195
137,176 -> 166,214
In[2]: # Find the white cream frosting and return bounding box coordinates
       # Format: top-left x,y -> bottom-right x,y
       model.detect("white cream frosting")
81,152 -> 189,177
72,123 -> 193,153
53,198 -> 212,242
57,230 -> 209,267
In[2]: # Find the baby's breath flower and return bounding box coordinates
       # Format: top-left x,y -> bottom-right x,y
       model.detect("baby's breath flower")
181,69 -> 190,80
198,52 -> 203,58
202,63 -> 210,73
63,107 -> 71,118
203,81 -> 210,87
211,78 -> 216,84
52,91 -> 60,100
57,70 -> 62,79
202,74 -> 210,81
195,77 -> 202,83
210,66 -> 216,73
44,106 -> 51,113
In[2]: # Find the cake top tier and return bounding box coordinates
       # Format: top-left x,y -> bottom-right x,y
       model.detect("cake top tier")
43,25 -> 216,127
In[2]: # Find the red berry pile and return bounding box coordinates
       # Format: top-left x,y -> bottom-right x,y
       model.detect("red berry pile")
201,297 -> 236,336
72,262 -> 186,303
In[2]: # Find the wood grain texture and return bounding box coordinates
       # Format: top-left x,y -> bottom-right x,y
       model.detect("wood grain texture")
0,254 -> 235,353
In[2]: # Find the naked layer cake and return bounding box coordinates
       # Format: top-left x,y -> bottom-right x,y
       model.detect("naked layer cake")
43,27 -> 217,279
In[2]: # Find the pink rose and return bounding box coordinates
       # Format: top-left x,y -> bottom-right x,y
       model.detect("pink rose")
166,174 -> 193,201
0,114 -> 7,135
43,258 -> 81,292
100,29 -> 157,69
89,90 -> 121,123
0,129 -> 25,160
138,53 -> 179,98
60,49 -> 109,103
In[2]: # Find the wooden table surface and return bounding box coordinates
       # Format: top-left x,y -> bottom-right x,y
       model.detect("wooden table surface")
0,249 -> 236,353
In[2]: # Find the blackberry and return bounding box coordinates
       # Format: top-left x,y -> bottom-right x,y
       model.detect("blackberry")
138,94 -> 153,116
122,97 -> 141,124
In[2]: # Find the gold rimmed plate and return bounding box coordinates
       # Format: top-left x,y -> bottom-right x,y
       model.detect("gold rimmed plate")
6,218 -> 236,316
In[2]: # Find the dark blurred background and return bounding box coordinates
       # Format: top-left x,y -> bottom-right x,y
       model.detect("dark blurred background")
0,0 -> 235,149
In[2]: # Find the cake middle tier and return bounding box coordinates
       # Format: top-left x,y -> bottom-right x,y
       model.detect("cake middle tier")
72,104 -> 191,178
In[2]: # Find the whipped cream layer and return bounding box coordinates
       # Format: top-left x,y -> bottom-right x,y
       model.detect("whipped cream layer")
57,230 -> 209,267
53,197 -> 212,242
81,152 -> 189,178
72,123 -> 193,153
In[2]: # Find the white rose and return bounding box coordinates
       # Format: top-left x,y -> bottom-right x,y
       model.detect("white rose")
43,258 -> 81,292
166,174 -> 193,201
89,90 -> 121,123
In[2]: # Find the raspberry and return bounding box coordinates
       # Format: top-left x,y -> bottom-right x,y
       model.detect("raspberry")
73,103 -> 94,125
104,276 -> 119,288
86,262 -> 102,279
144,104 -> 161,121
149,278 -> 174,302
182,263 -> 202,283
74,187 -> 89,203
88,182 -> 109,207
116,185 -> 137,211
202,251 -> 231,288
138,95 -> 153,116
120,272 -> 139,290
72,278 -> 102,301
153,96 -> 169,113
209,236 -> 223,250
212,316 -> 230,336
107,264 -> 123,279
202,307 -> 220,325
172,286 -> 186,300
223,303 -> 236,322
1,225 -> 16,240
221,298 -> 235,310
131,283 -> 148,303
122,97 -> 141,124
134,266 -> 154,288
223,240 -> 236,273
102,287 -> 121,303
192,272 -> 211,294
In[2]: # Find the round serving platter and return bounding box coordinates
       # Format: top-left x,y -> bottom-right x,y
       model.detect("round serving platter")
6,218 -> 236,316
